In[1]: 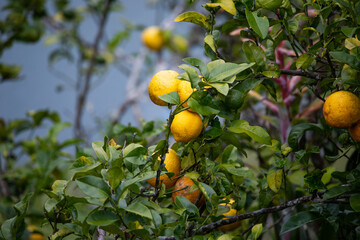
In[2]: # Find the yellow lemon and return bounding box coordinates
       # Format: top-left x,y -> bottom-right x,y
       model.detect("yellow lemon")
172,176 -> 204,205
219,199 -> 242,231
350,120 -> 360,142
29,233 -> 44,240
323,91 -> 360,128
147,148 -> 181,189
141,26 -> 165,51
170,110 -> 203,142
148,70 -> 180,106
177,80 -> 195,111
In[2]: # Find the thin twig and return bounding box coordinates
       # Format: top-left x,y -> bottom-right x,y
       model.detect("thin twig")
74,0 -> 112,138
280,69 -> 322,80
152,109 -> 174,201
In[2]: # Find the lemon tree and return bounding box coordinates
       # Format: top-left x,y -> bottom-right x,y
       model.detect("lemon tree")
2,0 -> 360,240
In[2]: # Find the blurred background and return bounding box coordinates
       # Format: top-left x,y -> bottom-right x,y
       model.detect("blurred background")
0,0 -> 202,144
0,1 -> 204,235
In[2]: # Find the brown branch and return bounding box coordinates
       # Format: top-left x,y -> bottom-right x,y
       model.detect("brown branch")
74,0 -> 112,138
280,69 -> 323,80
325,50 -> 336,78
190,191 -> 351,236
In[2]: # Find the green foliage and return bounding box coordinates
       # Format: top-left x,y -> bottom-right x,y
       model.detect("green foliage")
1,0 -> 360,239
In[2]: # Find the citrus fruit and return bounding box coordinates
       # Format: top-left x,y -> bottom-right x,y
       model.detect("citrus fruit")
147,148 -> 181,189
170,110 -> 203,142
141,26 -> 165,51
171,35 -> 189,53
218,199 -> 242,231
255,0 -> 283,10
225,88 -> 244,109
172,176 -> 204,205
177,80 -> 195,111
322,91 -> 360,128
148,70 -> 180,106
29,233 -> 44,240
350,120 -> 360,142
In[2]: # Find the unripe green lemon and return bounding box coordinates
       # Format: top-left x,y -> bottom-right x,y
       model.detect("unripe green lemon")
225,88 -> 244,109
171,35 -> 189,53
255,0 -> 283,10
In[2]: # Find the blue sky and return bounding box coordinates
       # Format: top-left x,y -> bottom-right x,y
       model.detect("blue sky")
0,1 -> 191,143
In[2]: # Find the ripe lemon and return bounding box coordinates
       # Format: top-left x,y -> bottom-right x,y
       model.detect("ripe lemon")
218,199 -> 242,231
29,233 -> 44,240
255,0 -> 282,10
148,70 -> 180,106
170,110 -> 203,142
350,120 -> 360,142
178,80 -> 195,111
147,149 -> 181,189
322,91 -> 360,128
172,176 -> 204,205
141,26 -> 165,51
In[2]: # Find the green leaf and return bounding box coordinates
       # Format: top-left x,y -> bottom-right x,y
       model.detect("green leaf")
267,169 -> 283,193
322,185 -> 351,200
51,180 -> 68,197
45,198 -> 58,213
174,11 -> 210,30
245,10 -> 269,39
118,171 -> 157,197
182,57 -> 209,78
288,123 -> 322,150
341,27 -> 358,37
123,143 -> 147,165
288,170 -> 306,187
228,120 -> 271,145
1,193 -> 33,239
76,176 -> 110,199
304,169 -> 326,192
204,34 -> 217,54
252,223 -> 263,239
330,51 -> 360,71
178,64 -> 201,88
108,166 -> 124,189
188,98 -> 220,116
159,91 -> 180,105
321,167 -> 335,185
208,63 -> 255,82
92,141 -> 108,163
71,156 -> 101,175
206,82 -> 229,95
174,196 -> 199,216
197,181 -> 217,205
87,209 -> 119,226
220,165 -> 255,178
126,202 -> 153,219
280,212 -> 322,234
207,59 -> 225,71
296,53 -> 315,69
243,42 -> 266,67
187,91 -> 220,116
206,0 -> 236,15
350,194 -> 360,212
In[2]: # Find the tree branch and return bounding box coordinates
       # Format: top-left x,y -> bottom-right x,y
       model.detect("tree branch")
280,69 -> 323,80
74,0 -> 112,138
190,191 -> 350,236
